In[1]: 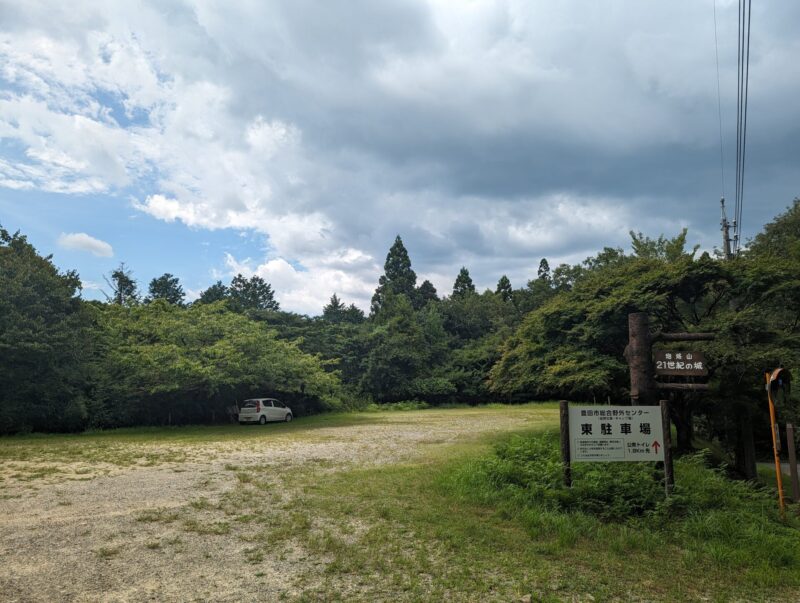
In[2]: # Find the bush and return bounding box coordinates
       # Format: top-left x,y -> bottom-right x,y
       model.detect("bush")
483,431 -> 663,519
364,400 -> 431,412
463,432 -> 800,525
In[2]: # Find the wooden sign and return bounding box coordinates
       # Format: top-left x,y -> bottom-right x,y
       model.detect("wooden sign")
654,350 -> 707,376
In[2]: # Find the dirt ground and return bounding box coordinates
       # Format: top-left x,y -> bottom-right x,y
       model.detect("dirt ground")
0,407 -> 554,602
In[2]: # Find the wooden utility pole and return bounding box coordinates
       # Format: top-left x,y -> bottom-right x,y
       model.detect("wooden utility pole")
787,424 -> 800,504
559,400 -> 571,487
624,313 -> 657,406
660,399 -> 675,495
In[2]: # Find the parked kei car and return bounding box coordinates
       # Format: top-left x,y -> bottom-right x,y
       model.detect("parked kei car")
238,398 -> 293,424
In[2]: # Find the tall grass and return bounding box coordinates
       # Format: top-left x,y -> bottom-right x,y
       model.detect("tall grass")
438,431 -> 800,578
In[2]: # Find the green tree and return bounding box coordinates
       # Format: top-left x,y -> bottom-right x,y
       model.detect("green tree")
197,280 -> 228,304
342,303 -> 366,324
0,226 -> 92,433
147,273 -> 185,305
748,197 -> 800,259
452,267 -> 476,298
495,275 -> 513,302
416,279 -> 439,307
92,301 -> 341,427
537,258 -> 551,282
105,263 -> 139,306
229,274 -> 279,312
371,236 -> 418,314
362,293 -> 427,400
322,294 -> 346,322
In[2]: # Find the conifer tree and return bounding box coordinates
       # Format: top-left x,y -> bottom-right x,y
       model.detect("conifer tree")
537,258 -> 551,282
452,267 -> 476,298
147,273 -> 185,305
371,235 -> 418,314
322,293 -> 346,322
416,279 -> 439,307
495,275 -> 512,302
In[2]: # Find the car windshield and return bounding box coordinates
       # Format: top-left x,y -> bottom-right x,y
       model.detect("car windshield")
242,400 -> 259,408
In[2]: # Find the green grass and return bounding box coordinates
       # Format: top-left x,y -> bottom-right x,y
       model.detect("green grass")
201,424 -> 800,601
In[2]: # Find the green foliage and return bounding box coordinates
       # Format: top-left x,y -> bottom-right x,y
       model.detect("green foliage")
322,294 -> 365,324
196,280 -> 228,304
90,301 -> 341,426
147,273 -> 185,305
0,226 -> 92,433
630,227 -> 698,261
490,232 -> 730,400
537,258 -> 550,281
455,431 -> 800,543
229,273 -> 279,312
481,432 -> 663,518
451,266 -> 476,298
495,275 -> 513,302
371,235 -> 418,314
746,197 -> 800,260
416,279 -> 439,307
106,263 -> 139,306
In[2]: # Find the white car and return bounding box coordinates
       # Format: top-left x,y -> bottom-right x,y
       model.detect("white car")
238,398 -> 293,424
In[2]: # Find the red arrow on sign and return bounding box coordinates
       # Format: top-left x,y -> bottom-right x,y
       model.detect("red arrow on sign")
652,440 -> 661,453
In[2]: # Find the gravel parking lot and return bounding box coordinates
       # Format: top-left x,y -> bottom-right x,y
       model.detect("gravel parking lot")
0,406 -> 556,602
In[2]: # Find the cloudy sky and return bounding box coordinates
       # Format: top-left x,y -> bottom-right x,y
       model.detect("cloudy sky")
1,1 -> 798,313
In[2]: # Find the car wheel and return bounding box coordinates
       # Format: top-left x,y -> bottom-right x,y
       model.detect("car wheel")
285,413 -> 292,422
259,415 -> 267,425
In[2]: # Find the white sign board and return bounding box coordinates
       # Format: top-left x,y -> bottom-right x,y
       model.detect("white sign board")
568,405 -> 664,462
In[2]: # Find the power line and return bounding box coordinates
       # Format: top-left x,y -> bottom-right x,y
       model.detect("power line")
738,0 -> 752,254
733,0 -> 752,255
713,0 -> 725,200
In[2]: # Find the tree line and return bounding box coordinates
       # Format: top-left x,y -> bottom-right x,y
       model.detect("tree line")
1,200 -> 798,476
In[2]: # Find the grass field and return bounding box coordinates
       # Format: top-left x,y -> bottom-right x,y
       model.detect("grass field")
1,404 -> 799,602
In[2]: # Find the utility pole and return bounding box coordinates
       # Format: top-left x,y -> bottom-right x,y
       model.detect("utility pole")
720,197 -> 733,260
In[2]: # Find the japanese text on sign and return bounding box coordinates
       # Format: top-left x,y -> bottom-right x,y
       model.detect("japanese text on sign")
653,350 -> 708,376
568,405 -> 664,462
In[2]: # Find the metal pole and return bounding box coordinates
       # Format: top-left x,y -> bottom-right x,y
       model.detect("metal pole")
559,400 -> 572,488
660,400 -> 674,495
766,373 -> 786,516
787,423 -> 800,504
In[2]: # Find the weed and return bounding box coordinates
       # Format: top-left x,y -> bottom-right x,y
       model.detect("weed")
135,507 -> 180,523
96,546 -> 121,560
182,518 -> 231,535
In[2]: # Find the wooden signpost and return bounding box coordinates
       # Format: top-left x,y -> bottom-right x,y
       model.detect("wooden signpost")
560,312 -> 714,495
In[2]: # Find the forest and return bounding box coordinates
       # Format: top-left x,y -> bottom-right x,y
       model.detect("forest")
1,200 -> 799,476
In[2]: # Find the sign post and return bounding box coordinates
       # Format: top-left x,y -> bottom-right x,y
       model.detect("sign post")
567,404 -> 664,462
559,400 -> 571,487
787,423 -> 800,504
766,368 -> 791,516
660,399 -> 674,494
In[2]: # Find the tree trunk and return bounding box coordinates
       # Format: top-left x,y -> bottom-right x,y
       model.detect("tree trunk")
734,411 -> 758,480
671,396 -> 693,452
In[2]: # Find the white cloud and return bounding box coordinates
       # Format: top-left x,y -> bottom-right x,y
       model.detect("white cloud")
223,251 -> 378,315
58,232 -> 114,257
0,1 -> 797,313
